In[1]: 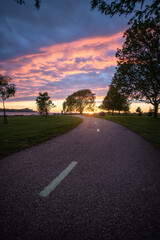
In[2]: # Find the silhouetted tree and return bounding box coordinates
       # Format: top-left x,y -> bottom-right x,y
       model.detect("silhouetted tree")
62,101 -> 67,113
98,104 -> 106,111
123,104 -> 130,114
0,75 -> 16,124
65,89 -> 96,114
91,0 -> 160,24
113,19 -> 160,118
101,85 -> 130,115
36,92 -> 56,117
15,0 -> 40,10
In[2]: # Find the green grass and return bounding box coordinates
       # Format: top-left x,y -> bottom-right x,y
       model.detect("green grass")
89,113 -> 160,151
0,115 -> 82,159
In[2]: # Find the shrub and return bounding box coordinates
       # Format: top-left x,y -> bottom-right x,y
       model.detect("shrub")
136,107 -> 143,116
99,111 -> 105,117
147,108 -> 153,117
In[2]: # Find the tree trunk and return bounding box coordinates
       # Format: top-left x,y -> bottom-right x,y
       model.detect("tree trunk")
45,109 -> 48,118
119,110 -> 120,115
153,103 -> 158,118
79,106 -> 83,114
112,110 -> 114,115
3,99 -> 8,124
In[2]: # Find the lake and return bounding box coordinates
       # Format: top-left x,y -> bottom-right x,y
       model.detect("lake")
0,112 -> 38,116
0,112 -> 60,116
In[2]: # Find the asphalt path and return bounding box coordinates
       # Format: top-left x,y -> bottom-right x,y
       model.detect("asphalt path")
0,115 -> 160,240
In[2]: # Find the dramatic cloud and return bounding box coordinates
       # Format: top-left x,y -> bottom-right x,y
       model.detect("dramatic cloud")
0,0 -> 129,111
0,32 -> 124,107
0,0 -> 128,60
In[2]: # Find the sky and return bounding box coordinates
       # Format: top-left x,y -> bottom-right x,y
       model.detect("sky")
0,0 -> 152,113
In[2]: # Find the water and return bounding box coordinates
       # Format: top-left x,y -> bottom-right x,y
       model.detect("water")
0,112 -> 38,116
0,112 -> 59,116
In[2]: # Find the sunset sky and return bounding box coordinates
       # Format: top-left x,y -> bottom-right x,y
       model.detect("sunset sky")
0,0 -> 152,113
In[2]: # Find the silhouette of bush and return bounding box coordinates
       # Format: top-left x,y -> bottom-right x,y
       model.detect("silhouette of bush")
99,111 -> 105,117
147,108 -> 153,117
136,107 -> 143,116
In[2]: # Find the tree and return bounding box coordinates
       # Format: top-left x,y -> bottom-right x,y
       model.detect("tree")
113,19 -> 160,118
123,104 -> 130,114
65,89 -> 95,114
0,75 -> 16,124
91,0 -> 160,24
36,92 -> 56,117
15,0 -> 40,10
98,103 -> 106,111
101,85 -> 117,114
62,101 -> 67,113
91,0 -> 159,117
100,84 -> 130,114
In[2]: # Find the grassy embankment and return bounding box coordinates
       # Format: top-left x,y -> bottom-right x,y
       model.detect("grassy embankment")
0,115 -> 82,159
90,113 -> 160,151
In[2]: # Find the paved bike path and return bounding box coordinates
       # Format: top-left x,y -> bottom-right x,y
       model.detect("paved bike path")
0,116 -> 160,240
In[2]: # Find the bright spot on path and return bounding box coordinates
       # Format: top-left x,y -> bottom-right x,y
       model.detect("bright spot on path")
39,161 -> 78,197
97,129 -> 100,132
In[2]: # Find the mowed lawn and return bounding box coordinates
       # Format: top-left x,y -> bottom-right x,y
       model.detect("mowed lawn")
90,113 -> 160,151
0,115 -> 82,159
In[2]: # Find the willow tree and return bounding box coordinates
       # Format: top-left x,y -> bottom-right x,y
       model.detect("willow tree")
65,89 -> 96,114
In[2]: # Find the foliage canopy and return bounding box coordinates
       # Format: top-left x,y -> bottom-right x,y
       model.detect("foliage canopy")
64,89 -> 96,114
91,0 -> 160,24
15,0 -> 40,10
36,92 -> 56,117
100,85 -> 130,114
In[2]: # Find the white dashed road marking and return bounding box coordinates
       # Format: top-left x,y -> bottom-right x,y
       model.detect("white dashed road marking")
39,161 -> 78,197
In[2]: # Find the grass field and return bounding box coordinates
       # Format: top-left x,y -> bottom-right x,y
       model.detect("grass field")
89,113 -> 160,151
0,115 -> 82,159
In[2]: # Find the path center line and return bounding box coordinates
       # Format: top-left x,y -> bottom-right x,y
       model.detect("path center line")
39,161 -> 78,197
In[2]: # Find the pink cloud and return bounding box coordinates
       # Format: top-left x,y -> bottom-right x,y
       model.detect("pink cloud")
0,31 -> 124,102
